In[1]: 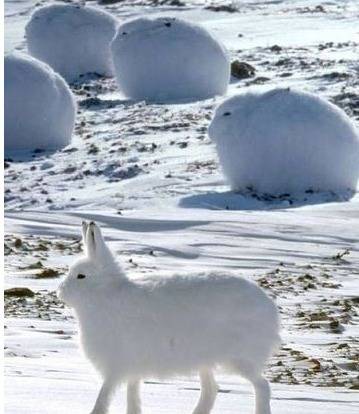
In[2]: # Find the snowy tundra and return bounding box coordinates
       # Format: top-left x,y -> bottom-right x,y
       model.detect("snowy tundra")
58,222 -> 280,414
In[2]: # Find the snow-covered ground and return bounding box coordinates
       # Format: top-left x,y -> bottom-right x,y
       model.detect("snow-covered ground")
4,0 -> 359,413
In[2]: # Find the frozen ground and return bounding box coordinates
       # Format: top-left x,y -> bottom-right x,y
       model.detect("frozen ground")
4,0 -> 359,413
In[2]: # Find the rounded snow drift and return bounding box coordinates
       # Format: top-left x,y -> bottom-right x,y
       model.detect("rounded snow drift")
111,17 -> 230,102
209,88 -> 359,195
26,4 -> 118,82
5,53 -> 76,152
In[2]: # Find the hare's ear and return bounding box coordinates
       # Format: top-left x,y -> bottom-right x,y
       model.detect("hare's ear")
82,221 -> 89,255
87,221 -> 112,262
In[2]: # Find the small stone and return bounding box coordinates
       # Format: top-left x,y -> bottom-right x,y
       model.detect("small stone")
231,60 -> 255,79
270,45 -> 282,52
205,4 -> 238,13
5,287 -> 35,298
63,166 -> 77,174
36,268 -> 60,278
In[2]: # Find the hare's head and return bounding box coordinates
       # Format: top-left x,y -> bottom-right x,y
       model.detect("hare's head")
58,221 -> 123,308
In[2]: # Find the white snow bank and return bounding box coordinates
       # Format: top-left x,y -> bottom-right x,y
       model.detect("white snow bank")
209,88 -> 359,195
25,4 -> 118,82
5,53 -> 76,152
111,16 -> 230,102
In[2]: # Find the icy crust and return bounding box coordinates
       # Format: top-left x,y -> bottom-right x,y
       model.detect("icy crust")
5,53 -> 76,153
26,4 -> 118,82
209,88 -> 359,196
111,17 -> 230,102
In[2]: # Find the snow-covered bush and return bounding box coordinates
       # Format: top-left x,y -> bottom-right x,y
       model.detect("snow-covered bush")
111,17 -> 230,102
209,88 -> 359,195
5,53 -> 76,152
26,4 -> 118,82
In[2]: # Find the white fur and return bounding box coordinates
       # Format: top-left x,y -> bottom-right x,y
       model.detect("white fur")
5,52 -> 76,152
58,222 -> 280,414
26,4 -> 118,82
209,88 -> 359,195
110,16 -> 230,102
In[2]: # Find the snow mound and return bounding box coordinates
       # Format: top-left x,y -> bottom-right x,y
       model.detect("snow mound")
26,4 -> 118,82
110,16 -> 230,102
209,88 -> 359,195
5,53 -> 76,152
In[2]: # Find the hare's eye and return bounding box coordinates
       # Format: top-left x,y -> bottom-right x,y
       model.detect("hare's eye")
223,112 -> 231,116
77,274 -> 86,280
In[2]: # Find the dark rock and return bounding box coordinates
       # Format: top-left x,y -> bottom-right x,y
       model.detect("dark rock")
314,5 -> 325,12
87,144 -> 99,155
280,72 -> 293,77
275,58 -> 293,67
63,166 -> 77,174
270,45 -> 282,52
231,60 -> 255,79
205,4 -> 238,13
323,72 -> 350,81
5,287 -> 35,298
33,148 -> 45,154
178,142 -> 188,148
35,268 -> 60,278
62,147 -> 78,154
245,76 -> 270,85
14,238 -> 22,248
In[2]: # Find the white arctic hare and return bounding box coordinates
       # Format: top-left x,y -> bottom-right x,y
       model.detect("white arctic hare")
58,221 -> 280,414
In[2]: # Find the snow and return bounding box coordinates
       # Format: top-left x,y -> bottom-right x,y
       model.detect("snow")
209,88 -> 359,196
111,16 -> 230,102
4,52 -> 76,153
4,0 -> 359,413
25,4 -> 118,82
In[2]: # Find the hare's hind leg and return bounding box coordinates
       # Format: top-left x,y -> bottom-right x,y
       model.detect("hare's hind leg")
90,377 -> 117,414
127,380 -> 141,414
192,369 -> 218,414
251,376 -> 271,414
231,360 -> 271,414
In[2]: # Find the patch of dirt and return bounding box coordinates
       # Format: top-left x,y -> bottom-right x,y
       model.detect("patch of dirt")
5,290 -> 69,321
257,253 -> 359,389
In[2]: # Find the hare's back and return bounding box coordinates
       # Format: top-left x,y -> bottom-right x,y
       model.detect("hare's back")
143,271 -> 279,332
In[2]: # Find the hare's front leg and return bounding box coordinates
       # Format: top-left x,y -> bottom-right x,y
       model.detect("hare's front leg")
127,380 -> 141,414
90,377 -> 117,414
